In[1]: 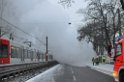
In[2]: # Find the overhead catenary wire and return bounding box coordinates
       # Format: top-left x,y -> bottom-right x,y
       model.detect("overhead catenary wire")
0,17 -> 46,46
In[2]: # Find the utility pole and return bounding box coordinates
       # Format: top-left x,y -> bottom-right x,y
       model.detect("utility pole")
45,36 -> 48,62
0,0 -> 3,38
0,28 -> 1,37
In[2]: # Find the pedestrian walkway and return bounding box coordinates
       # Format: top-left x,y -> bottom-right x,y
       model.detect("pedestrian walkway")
87,64 -> 114,76
26,64 -> 62,82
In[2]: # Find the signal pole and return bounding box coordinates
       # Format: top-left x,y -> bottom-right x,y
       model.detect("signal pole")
0,28 -> 1,37
45,36 -> 48,62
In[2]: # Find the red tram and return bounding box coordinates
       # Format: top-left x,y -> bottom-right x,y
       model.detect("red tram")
0,38 -> 10,64
0,37 -> 53,65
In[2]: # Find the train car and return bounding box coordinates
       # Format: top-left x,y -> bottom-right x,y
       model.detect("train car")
0,38 -> 10,64
0,37 -> 53,65
10,41 -> 46,64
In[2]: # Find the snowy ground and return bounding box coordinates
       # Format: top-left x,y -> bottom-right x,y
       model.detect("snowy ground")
26,64 -> 114,82
26,64 -> 63,82
87,63 -> 114,76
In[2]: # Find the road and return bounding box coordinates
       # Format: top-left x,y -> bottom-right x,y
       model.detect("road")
54,64 -> 115,82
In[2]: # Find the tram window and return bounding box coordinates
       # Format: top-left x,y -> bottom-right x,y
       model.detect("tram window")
11,46 -> 17,58
17,48 -> 21,58
0,45 -> 8,58
28,50 -> 31,58
19,48 -> 22,58
116,44 -> 122,56
11,48 -> 14,58
18,48 -> 21,58
27,50 -> 30,58
16,47 -> 20,58
15,47 -> 18,58
27,50 -> 29,58
30,51 -> 33,61
24,49 -> 27,58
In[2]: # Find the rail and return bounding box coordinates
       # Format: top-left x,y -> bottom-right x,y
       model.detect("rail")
0,61 -> 58,81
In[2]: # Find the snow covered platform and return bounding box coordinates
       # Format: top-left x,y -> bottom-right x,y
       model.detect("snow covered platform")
87,64 -> 114,76
26,64 -> 62,82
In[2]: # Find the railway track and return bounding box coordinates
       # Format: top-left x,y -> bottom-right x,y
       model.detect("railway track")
0,61 -> 58,81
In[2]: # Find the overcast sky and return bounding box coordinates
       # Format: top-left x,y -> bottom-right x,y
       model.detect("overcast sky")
3,0 -> 96,66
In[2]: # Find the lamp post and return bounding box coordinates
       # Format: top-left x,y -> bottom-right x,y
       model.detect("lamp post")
0,0 -> 3,38
45,36 -> 48,62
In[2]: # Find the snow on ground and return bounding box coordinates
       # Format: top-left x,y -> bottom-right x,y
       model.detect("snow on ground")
26,63 -> 114,82
26,64 -> 63,82
88,63 -> 114,76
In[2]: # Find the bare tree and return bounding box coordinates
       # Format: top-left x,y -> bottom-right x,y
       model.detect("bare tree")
58,0 -> 74,7
120,0 -> 124,9
78,0 -> 123,55
58,0 -> 124,55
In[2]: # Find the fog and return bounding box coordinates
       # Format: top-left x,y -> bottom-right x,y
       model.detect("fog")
3,0 -> 96,66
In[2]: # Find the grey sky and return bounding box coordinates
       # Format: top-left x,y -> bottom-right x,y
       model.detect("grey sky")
3,0 -> 95,66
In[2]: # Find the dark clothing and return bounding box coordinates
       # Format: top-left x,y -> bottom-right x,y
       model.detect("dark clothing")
95,58 -> 99,65
114,35 -> 123,56
107,44 -> 112,57
92,57 -> 95,66
120,35 -> 124,39
107,45 -> 112,53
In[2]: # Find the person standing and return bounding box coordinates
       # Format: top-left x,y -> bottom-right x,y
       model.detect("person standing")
92,57 -> 95,66
107,43 -> 112,58
114,27 -> 124,60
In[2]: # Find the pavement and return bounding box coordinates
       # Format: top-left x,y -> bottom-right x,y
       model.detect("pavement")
87,63 -> 114,76
26,64 -> 115,82
54,64 -> 114,82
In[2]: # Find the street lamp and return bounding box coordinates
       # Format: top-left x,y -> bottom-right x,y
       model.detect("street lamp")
68,22 -> 71,25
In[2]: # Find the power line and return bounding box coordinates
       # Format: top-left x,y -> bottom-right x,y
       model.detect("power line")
0,17 -> 32,36
0,17 -> 46,46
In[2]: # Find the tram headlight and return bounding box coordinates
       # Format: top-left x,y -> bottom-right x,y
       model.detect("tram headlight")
112,71 -> 118,77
